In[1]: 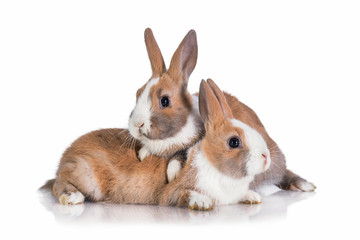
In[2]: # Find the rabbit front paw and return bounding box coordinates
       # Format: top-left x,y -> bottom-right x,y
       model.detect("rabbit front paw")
240,190 -> 262,204
167,159 -> 182,183
188,191 -> 214,211
138,147 -> 150,161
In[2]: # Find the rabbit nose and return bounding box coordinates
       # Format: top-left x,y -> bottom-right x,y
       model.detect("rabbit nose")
136,123 -> 144,129
262,154 -> 267,160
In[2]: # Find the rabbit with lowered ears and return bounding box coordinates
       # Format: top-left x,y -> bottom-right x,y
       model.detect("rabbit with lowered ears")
158,79 -> 271,209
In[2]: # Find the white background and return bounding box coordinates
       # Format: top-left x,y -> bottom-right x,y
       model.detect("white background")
1,0 -> 359,239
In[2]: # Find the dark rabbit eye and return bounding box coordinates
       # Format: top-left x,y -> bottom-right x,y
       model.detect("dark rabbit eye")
160,96 -> 170,108
229,137 -> 241,149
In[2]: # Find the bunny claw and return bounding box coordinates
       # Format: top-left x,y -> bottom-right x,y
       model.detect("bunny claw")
188,191 -> 214,211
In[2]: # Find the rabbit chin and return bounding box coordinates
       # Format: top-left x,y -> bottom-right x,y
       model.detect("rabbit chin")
137,114 -> 200,157
128,77 -> 159,140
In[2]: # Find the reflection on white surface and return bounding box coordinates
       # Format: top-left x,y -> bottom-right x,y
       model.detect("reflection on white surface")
38,187 -> 315,224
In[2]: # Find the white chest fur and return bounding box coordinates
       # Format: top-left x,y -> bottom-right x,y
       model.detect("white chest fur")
141,114 -> 199,155
192,151 -> 254,205
140,94 -> 201,156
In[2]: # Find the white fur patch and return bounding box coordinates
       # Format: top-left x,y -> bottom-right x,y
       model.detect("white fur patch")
240,190 -> 262,204
191,118 -> 270,206
129,81 -> 201,157
188,191 -> 213,210
59,192 -> 85,205
230,119 -> 271,176
128,77 -> 159,139
193,151 -> 254,205
68,192 -> 85,204
140,114 -> 199,156
298,181 -> 316,192
167,159 -> 182,182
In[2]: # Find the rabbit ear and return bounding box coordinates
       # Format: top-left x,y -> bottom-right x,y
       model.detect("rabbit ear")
206,79 -> 233,119
144,28 -> 166,78
199,80 -> 227,127
168,30 -> 198,86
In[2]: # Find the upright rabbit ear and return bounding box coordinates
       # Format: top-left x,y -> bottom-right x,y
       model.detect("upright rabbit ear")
206,79 -> 233,119
199,80 -> 227,127
144,28 -> 166,78
168,30 -> 198,87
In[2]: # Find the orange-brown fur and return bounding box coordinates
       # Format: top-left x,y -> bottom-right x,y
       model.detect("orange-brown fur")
53,129 -> 169,204
144,28 -> 166,79
50,83 -> 254,206
159,79 -> 266,207
49,76 -> 308,207
198,80 -> 251,178
51,87 -> 302,205
157,146 -> 199,206
131,29 -> 202,159
222,91 -> 287,187
49,28 -> 313,207
52,128 -> 201,206
202,124 -> 249,178
148,73 -> 193,141
199,79 -> 288,188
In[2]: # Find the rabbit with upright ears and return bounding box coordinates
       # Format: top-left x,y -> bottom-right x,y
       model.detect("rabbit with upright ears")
48,28 -> 202,205
129,28 -> 315,191
128,28 -> 204,182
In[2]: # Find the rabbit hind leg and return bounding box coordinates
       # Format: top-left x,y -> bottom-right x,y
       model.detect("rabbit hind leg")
53,177 -> 85,205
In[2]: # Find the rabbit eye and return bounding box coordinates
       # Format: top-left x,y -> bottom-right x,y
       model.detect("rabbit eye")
228,137 -> 241,149
160,96 -> 170,108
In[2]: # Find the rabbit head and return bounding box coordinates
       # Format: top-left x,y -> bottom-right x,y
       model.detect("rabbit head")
128,28 -> 203,158
198,79 -> 271,178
